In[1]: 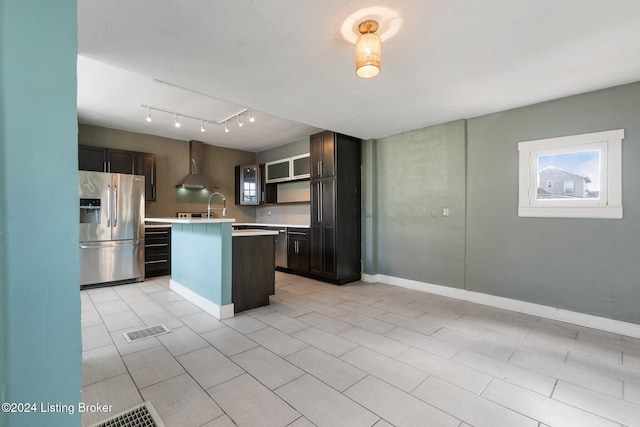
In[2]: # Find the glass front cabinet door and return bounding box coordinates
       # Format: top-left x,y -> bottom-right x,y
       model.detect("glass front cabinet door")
237,165 -> 261,205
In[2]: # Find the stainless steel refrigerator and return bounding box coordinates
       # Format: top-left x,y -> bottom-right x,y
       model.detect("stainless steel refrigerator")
79,170 -> 145,287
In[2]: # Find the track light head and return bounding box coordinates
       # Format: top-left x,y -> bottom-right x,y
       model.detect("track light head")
237,116 -> 243,127
174,114 -> 181,128
224,121 -> 229,133
200,120 -> 206,133
249,110 -> 255,123
146,107 -> 152,122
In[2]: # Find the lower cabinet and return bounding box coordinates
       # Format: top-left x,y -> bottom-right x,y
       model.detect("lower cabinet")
287,228 -> 310,273
144,226 -> 171,278
232,234 -> 276,313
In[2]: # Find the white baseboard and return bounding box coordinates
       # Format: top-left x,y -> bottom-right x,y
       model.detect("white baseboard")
363,274 -> 640,339
170,279 -> 235,320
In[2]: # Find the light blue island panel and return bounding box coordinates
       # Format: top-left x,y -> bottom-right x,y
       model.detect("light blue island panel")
144,218 -> 235,319
171,222 -> 232,304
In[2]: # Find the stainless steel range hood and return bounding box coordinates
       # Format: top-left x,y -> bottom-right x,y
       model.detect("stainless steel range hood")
176,140 -> 216,189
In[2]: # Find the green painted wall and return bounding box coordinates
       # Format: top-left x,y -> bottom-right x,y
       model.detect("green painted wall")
1,1 -> 81,426
372,120 -> 467,287
466,82 -> 640,323
366,83 -> 640,325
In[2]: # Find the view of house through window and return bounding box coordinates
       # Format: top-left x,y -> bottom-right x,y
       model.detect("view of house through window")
536,150 -> 600,200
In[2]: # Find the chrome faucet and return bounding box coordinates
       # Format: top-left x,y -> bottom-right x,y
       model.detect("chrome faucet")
207,192 -> 227,218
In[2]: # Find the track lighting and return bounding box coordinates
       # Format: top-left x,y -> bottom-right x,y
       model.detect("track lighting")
140,105 -> 255,133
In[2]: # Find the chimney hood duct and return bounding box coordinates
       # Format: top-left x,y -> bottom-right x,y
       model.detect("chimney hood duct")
176,140 -> 216,189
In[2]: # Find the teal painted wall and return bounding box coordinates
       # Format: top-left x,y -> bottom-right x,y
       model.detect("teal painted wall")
0,1 -> 81,426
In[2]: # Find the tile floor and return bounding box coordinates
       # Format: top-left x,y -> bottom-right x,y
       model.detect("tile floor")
81,272 -> 640,427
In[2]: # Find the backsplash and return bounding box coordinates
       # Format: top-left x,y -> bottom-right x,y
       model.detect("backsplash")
256,204 -> 310,225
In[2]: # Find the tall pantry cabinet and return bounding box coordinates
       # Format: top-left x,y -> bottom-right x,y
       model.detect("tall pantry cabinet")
309,131 -> 361,284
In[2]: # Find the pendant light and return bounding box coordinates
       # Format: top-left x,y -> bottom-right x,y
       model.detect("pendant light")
355,20 -> 381,79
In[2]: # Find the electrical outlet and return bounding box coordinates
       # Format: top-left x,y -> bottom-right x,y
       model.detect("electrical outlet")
442,207 -> 449,217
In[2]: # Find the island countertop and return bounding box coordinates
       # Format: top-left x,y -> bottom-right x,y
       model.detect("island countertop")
232,222 -> 310,228
145,217 -> 236,224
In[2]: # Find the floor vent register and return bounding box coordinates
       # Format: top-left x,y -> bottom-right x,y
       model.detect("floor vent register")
88,402 -> 165,427
122,324 -> 170,343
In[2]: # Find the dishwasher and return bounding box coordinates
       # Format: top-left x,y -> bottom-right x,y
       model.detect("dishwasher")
274,228 -> 288,269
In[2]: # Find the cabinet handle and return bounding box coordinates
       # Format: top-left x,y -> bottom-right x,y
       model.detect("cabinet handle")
152,186 -> 156,200
319,182 -> 323,223
316,183 -> 321,222
317,161 -> 321,176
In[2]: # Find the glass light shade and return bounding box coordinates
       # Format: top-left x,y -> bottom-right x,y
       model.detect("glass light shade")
356,32 -> 381,78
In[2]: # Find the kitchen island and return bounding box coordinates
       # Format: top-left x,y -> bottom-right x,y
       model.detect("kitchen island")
145,218 -> 277,319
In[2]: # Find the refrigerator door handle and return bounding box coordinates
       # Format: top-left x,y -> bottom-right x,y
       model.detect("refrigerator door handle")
113,184 -> 118,227
106,184 -> 111,226
80,240 -> 143,249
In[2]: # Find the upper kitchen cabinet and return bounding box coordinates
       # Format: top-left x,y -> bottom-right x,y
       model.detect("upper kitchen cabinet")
108,149 -> 136,174
310,131 -> 335,178
309,131 -> 361,284
235,164 -> 261,205
78,145 -> 156,201
78,145 -> 107,172
137,152 -> 156,202
265,153 -> 311,183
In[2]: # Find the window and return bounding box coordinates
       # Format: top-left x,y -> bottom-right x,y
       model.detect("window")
518,129 -> 624,218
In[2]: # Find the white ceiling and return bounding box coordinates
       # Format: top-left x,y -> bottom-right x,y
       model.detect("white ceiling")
78,0 -> 640,153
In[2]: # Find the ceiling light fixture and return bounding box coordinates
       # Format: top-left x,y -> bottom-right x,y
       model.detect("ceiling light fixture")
355,20 -> 381,79
140,104 -> 254,133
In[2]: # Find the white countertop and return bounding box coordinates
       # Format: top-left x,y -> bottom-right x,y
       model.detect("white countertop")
233,222 -> 310,228
145,217 -> 236,224
232,229 -> 279,237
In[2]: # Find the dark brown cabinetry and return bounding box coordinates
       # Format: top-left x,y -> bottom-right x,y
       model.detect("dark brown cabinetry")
288,228 -> 310,273
232,234 -> 276,313
309,131 -> 361,284
310,131 -> 336,178
144,226 -> 171,278
78,145 -> 156,201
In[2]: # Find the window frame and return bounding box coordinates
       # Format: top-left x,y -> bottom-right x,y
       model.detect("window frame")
518,129 -> 624,219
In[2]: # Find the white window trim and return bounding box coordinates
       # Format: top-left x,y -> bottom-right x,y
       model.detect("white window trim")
518,129 -> 624,219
